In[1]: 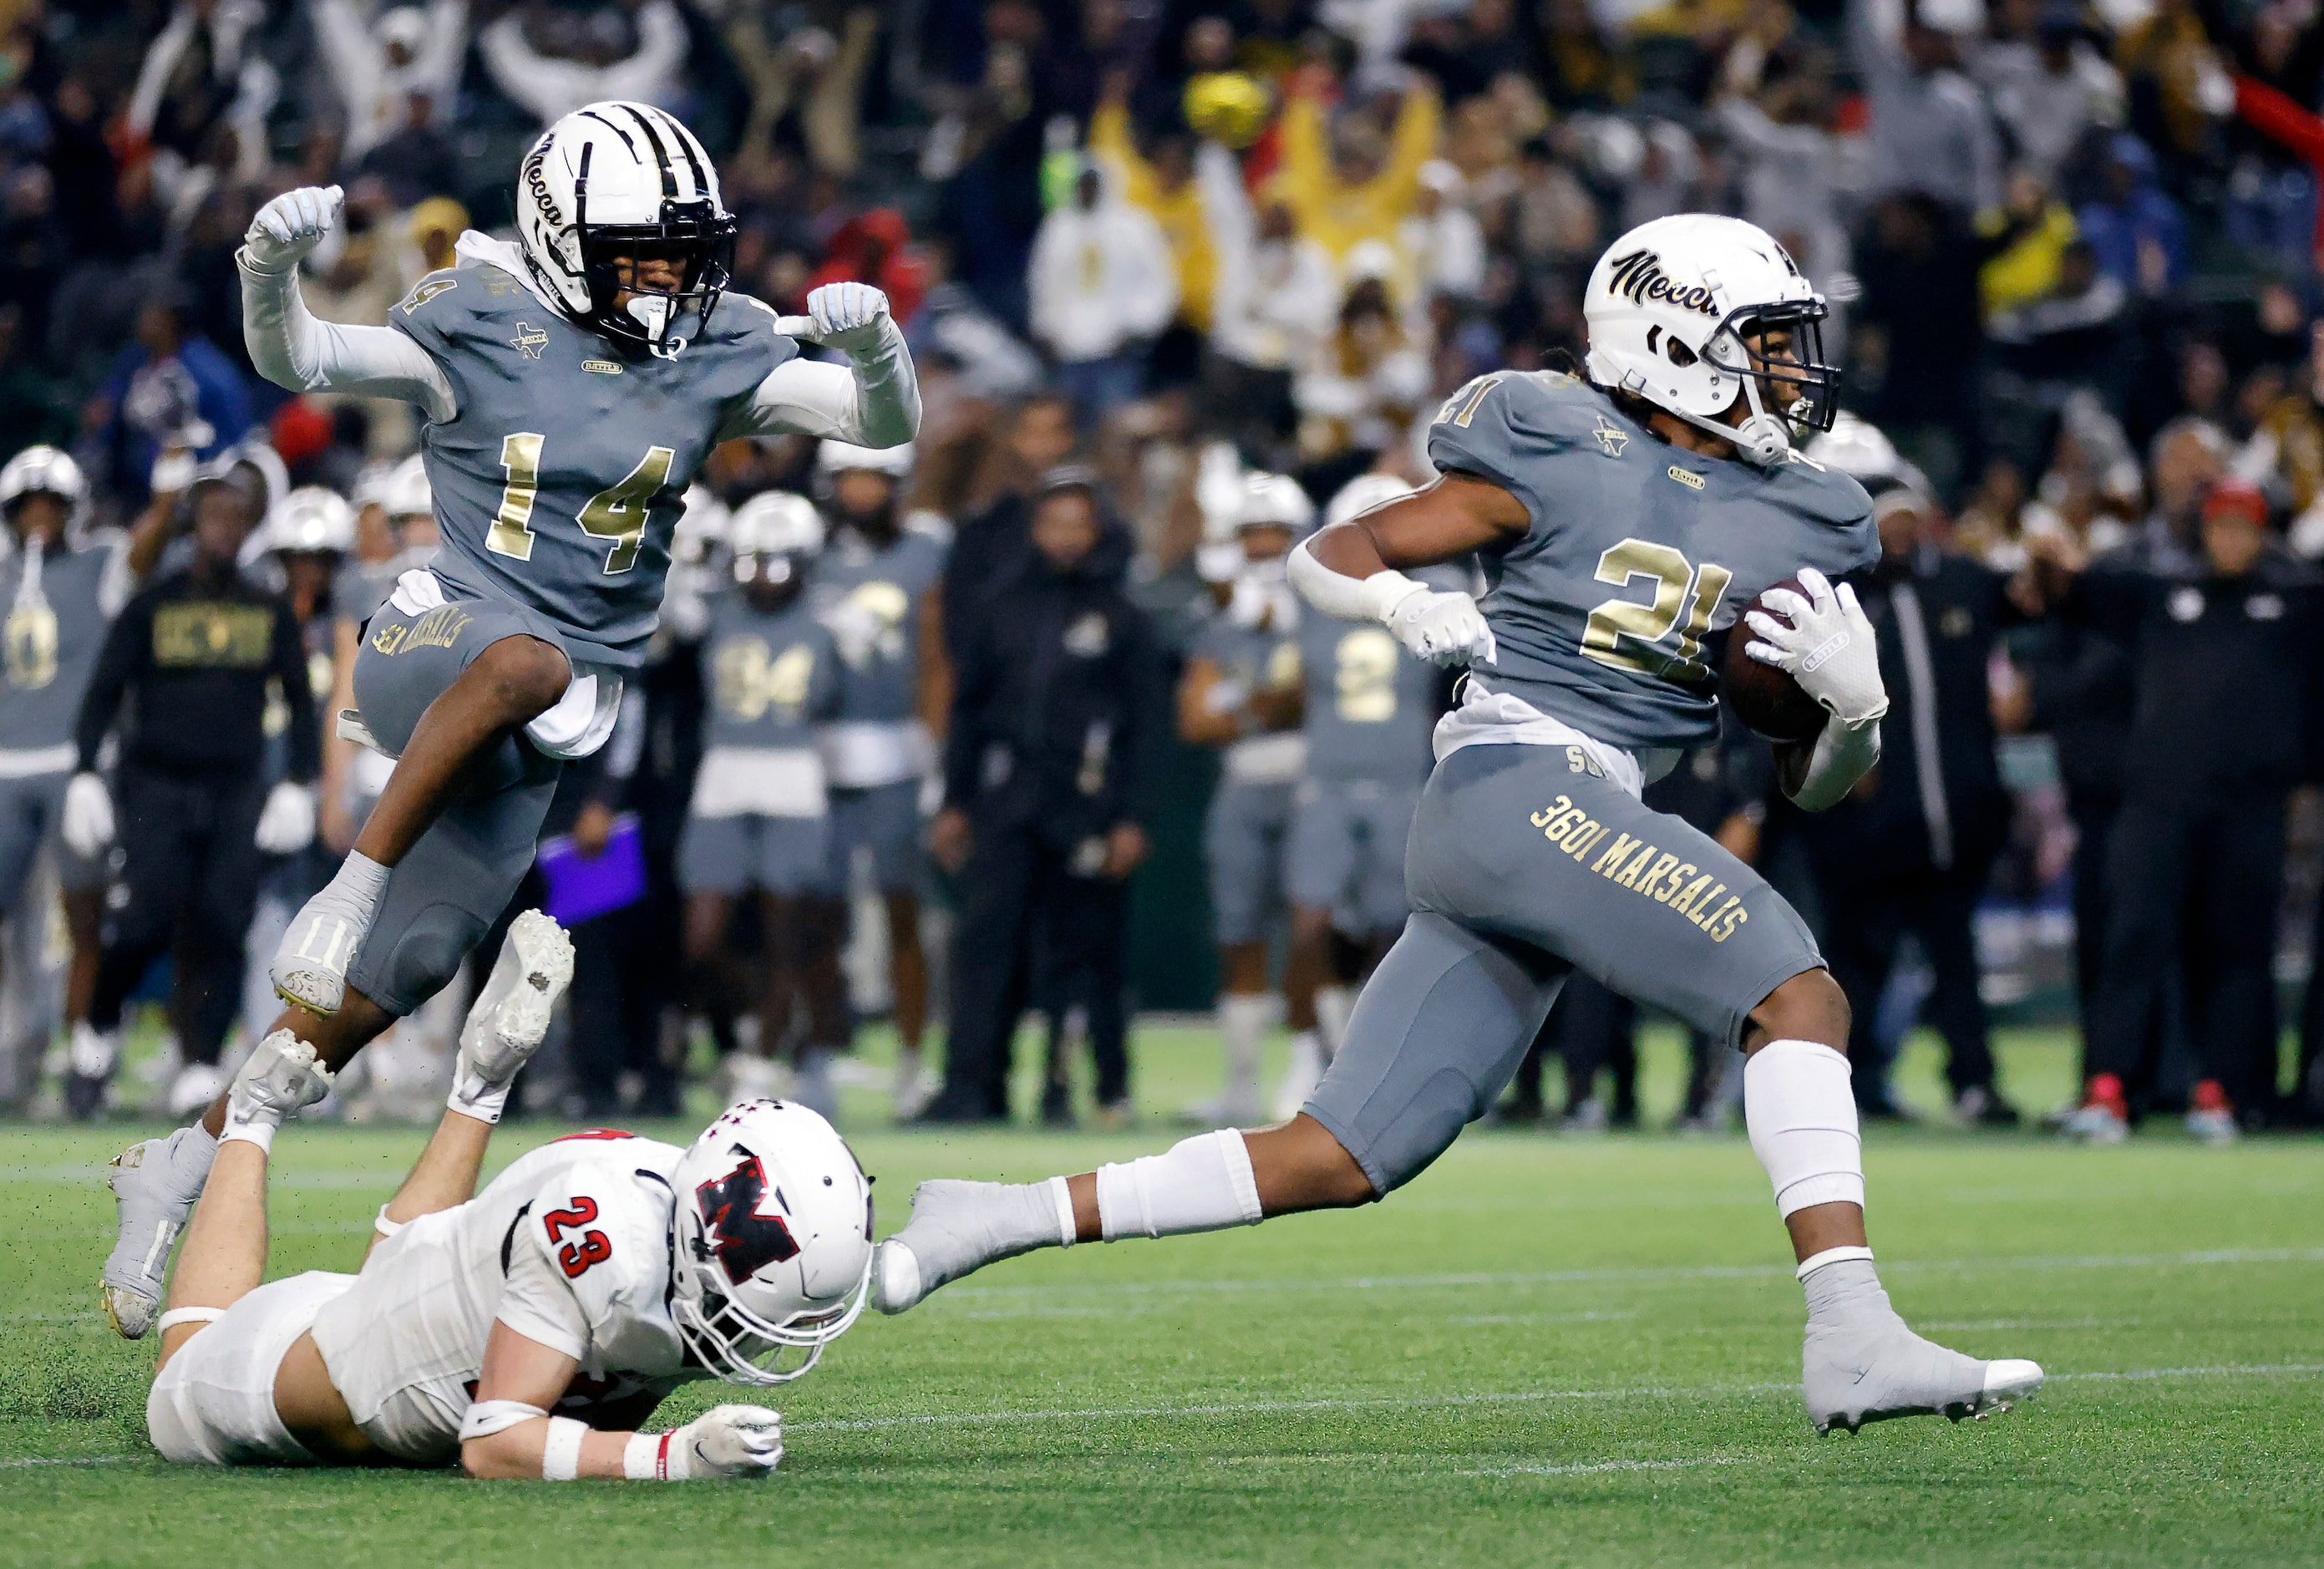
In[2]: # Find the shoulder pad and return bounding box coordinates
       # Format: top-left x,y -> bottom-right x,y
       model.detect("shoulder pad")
515,1155 -> 677,1319
1426,370 -> 1609,495
1764,449 -> 1877,531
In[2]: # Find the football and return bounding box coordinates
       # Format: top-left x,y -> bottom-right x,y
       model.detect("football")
1719,578 -> 1830,742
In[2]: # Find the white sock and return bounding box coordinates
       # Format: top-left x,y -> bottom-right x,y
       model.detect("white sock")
1744,1039 -> 1865,1218
1217,994 -> 1271,1114
1315,985 -> 1356,1062
1094,1130 -> 1263,1241
1799,1250 -> 1895,1327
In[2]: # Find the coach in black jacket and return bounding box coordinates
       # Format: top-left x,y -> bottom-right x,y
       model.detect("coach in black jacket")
2068,480 -> 2324,1127
923,468 -> 1167,1124
1797,484 -> 2019,1125
69,475 -> 317,1116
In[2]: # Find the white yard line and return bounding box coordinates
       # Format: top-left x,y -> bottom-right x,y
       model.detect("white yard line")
0,1455 -> 131,1469
788,1361 -> 2324,1434
1459,1455 -> 1753,1478
938,1245 -> 2324,1305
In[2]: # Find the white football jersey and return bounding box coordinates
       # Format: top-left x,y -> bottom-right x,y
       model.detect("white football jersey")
307,1131 -> 706,1465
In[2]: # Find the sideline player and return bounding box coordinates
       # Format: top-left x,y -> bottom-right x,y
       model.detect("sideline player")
809,439 -> 947,1118
1281,470 -> 1454,1114
0,449 -> 125,1105
100,100 -> 918,1337
146,911 -> 875,1477
1179,473 -> 1314,1125
870,215 -> 2043,1434
680,490 -> 845,1118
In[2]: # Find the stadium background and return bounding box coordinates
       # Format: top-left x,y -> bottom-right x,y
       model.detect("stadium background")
3,0 -> 2324,1130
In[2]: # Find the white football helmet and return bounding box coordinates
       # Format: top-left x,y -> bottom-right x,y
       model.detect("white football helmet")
728,490 -> 825,560
382,453 -> 433,524
1237,471 -> 1315,534
515,100 -> 738,357
668,1099 -> 875,1386
815,439 -> 915,482
1582,214 -> 1839,466
263,485 -> 357,555
1326,471 -> 1416,530
1,444 -> 90,531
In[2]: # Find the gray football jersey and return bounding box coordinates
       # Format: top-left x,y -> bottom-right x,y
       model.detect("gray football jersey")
1427,371 -> 1877,754
1298,593 -> 1443,785
0,541 -> 117,754
812,528 -> 947,723
701,590 -> 842,751
1190,611 -> 1302,700
390,262 -> 797,668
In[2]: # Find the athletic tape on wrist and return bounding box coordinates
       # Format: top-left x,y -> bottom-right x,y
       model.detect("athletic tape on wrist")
219,1120 -> 277,1155
623,1430 -> 688,1480
1048,1175 -> 1078,1248
540,1416 -> 587,1480
373,1206 -> 404,1240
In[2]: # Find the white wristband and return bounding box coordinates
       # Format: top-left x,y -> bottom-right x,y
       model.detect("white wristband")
624,1429 -> 682,1480
1286,537 -> 1424,624
541,1415 -> 587,1480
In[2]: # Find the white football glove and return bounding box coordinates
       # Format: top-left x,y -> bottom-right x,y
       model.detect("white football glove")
1742,567 -> 1890,726
1381,584 -> 1498,668
244,185 -> 343,272
799,282 -> 894,358
254,780 -> 317,854
62,772 -> 114,858
667,1404 -> 784,1479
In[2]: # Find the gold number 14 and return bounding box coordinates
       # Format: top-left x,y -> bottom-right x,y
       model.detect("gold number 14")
485,434 -> 677,576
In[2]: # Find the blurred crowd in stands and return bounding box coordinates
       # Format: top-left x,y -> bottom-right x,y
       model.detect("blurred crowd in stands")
6,0 -> 2324,1139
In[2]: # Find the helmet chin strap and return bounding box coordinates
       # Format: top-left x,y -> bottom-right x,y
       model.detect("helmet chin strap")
1676,352 -> 1793,466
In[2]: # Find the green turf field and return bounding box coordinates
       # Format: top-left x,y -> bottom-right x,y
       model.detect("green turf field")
3,1023 -> 2321,1567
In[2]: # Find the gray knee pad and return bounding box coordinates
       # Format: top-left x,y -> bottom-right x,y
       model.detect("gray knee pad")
1303,911 -> 1565,1195
363,900 -> 492,1017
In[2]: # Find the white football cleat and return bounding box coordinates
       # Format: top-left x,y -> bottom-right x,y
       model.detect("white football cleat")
224,1029 -> 336,1135
271,889 -> 372,1015
872,1179 -> 1043,1315
449,911 -> 574,1122
1804,1316 -> 2044,1434
99,1124 -> 219,1338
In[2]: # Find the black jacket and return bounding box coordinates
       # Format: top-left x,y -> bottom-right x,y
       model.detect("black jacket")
2065,544 -> 2324,802
77,566 -> 317,781
943,535 -> 1166,850
1799,548 -> 2012,882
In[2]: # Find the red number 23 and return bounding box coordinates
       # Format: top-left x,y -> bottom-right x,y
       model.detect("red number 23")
544,1196 -> 612,1279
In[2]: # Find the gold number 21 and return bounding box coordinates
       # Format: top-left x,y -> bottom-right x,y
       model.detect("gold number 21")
486,434 -> 677,576
1579,539 -> 1732,681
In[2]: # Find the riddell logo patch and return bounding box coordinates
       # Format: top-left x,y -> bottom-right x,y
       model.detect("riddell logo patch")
582,358 -> 623,374
1604,250 -> 1719,317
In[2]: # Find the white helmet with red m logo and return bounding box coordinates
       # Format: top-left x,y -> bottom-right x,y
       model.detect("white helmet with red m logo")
668,1099 -> 873,1386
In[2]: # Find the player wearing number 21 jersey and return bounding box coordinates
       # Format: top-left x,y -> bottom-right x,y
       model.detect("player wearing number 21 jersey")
98,99 -> 917,1346
870,214 -> 2046,1440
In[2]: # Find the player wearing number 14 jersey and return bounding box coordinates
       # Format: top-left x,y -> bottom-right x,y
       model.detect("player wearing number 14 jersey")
99,99 -> 917,1341
872,215 -> 2044,1436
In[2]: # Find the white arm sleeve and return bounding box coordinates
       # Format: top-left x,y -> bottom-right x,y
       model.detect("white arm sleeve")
239,251 -> 458,423
718,323 -> 921,447
1784,715 -> 1881,813
1286,535 -> 1425,622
